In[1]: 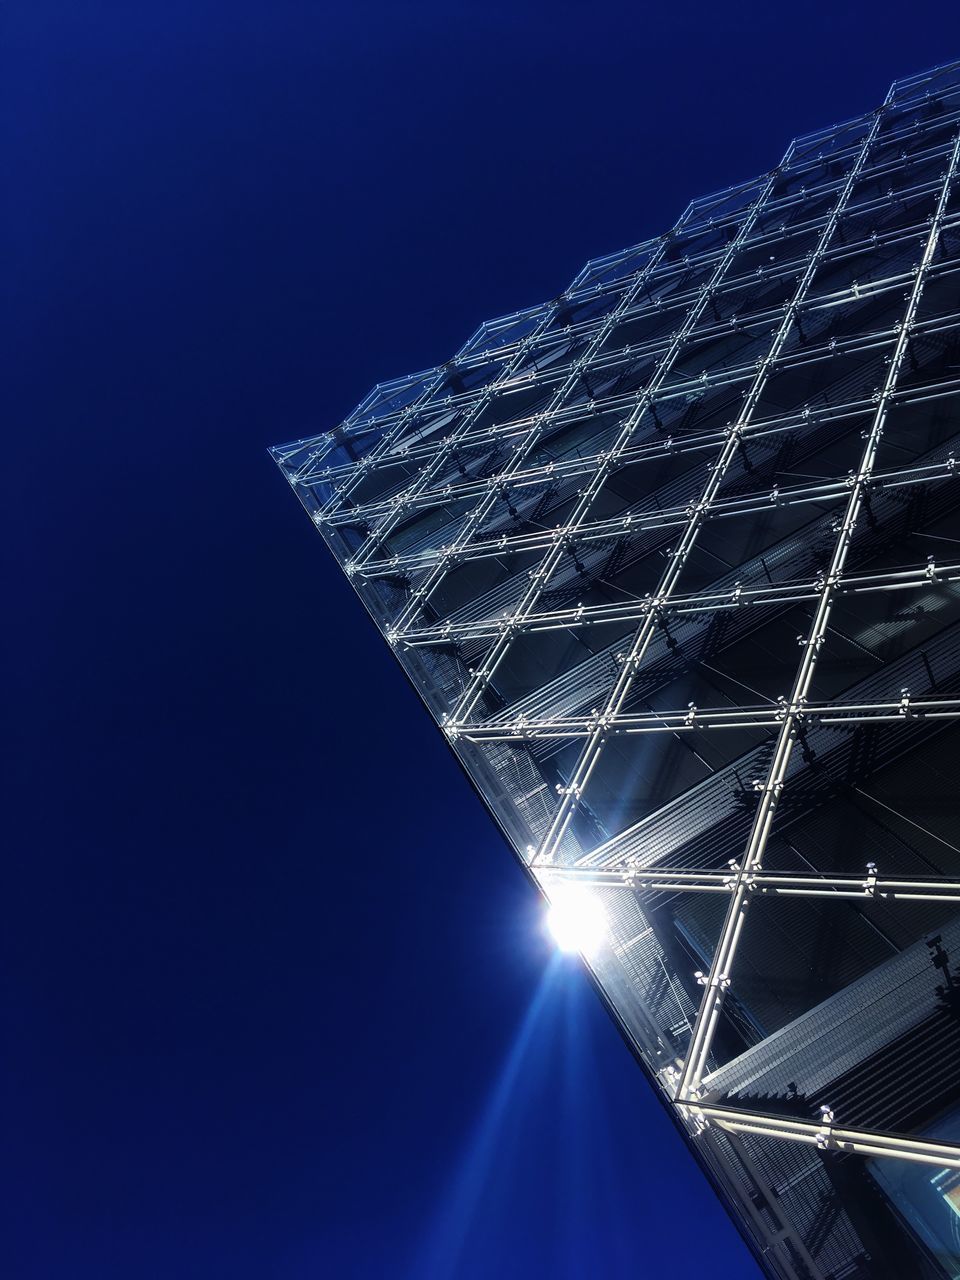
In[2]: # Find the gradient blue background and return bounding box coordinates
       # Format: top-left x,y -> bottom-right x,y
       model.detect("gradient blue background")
8,4 -> 960,1277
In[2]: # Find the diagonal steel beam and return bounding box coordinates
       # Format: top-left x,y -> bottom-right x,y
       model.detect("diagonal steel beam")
437,168 -> 801,724
377,229 -> 701,629
676,118 -> 960,1105
344,301 -> 564,567
518,102 -> 896,873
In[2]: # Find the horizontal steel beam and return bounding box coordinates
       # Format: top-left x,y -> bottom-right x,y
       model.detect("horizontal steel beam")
323,287 -> 960,525
288,243 -> 960,491
400,559 -> 960,648
302,363 -> 960,493
382,226 -> 959,412
359,455 -> 960,579
274,109 -> 960,479
538,863 -> 960,903
685,1103 -> 960,1170
454,695 -> 960,743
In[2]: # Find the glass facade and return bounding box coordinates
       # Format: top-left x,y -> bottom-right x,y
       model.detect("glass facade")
272,61 -> 960,1279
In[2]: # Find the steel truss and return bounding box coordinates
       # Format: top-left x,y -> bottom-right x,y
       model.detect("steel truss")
674,115 -> 960,1108
320,263 -> 960,506
326,319 -> 960,531
273,60 -> 960,1280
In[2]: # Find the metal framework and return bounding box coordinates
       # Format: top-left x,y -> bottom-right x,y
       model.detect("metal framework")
273,61 -> 960,1280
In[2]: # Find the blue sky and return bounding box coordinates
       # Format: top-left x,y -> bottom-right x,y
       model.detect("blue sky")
8,3 -> 960,1276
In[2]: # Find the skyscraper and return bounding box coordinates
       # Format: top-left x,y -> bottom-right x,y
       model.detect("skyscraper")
272,60 -> 960,1279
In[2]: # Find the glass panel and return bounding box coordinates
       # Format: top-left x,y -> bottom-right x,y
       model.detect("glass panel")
273,61 -> 960,1280
872,1123 -> 960,1279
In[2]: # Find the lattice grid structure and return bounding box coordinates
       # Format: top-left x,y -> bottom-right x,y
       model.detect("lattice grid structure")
273,61 -> 960,1280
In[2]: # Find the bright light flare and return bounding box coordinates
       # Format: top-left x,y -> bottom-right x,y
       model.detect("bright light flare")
546,883 -> 607,956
